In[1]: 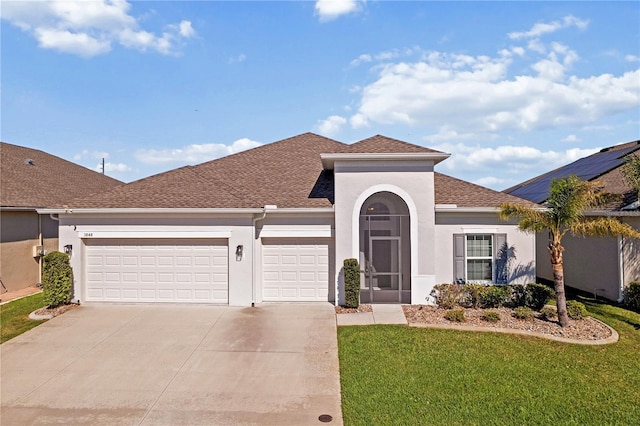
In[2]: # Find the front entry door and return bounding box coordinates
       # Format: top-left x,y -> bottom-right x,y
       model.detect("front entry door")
367,236 -> 402,303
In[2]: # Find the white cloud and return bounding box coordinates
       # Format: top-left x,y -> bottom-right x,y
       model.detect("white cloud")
349,54 -> 372,68
228,53 -> 247,64
625,54 -> 640,63
561,134 -> 580,143
315,115 -> 347,136
1,1 -> 195,57
135,138 -> 262,165
94,162 -> 131,173
74,149 -> 110,161
315,0 -> 363,22
474,176 -> 513,188
348,46 -> 639,134
508,15 -> 589,40
434,142 -> 600,177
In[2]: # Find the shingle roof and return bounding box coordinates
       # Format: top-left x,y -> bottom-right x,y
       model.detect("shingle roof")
504,140 -> 640,210
435,173 -> 536,208
347,135 -> 444,154
1,142 -> 122,208
66,133 -> 531,209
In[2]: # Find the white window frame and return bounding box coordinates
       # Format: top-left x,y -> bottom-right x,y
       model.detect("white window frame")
465,234 -> 493,284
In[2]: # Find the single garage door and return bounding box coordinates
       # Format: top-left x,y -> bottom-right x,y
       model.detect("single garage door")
262,238 -> 329,302
85,238 -> 228,303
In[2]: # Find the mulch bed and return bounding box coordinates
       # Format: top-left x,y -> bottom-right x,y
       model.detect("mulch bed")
335,304 -> 373,314
403,305 -> 612,341
34,303 -> 78,318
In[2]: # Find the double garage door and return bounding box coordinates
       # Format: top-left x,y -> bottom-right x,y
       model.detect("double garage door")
84,237 -> 330,304
85,239 -> 229,303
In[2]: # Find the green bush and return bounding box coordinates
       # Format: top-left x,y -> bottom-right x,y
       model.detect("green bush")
444,308 -> 466,322
513,306 -> 534,320
525,283 -> 554,311
433,284 -> 466,309
42,251 -> 73,308
540,306 -> 557,320
567,301 -> 587,320
462,284 -> 486,308
624,281 -> 640,309
510,284 -> 527,307
343,258 -> 360,309
482,310 -> 501,323
479,285 -> 512,308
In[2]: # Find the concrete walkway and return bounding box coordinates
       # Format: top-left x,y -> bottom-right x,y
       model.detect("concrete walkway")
336,304 -> 407,326
1,303 -> 343,425
0,286 -> 41,304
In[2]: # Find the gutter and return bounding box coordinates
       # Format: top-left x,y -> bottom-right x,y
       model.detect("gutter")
36,207 -> 334,215
251,205 -> 277,306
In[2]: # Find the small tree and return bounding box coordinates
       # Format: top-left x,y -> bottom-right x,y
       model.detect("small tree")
42,251 -> 73,308
501,175 -> 640,327
343,258 -> 360,308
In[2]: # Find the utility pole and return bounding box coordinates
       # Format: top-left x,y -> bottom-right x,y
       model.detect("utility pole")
101,158 -> 105,175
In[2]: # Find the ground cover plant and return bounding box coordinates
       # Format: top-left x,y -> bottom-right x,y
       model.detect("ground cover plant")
338,296 -> 640,425
0,292 -> 47,343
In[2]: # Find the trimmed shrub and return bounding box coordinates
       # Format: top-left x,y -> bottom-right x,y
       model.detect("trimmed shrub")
482,310 -> 501,323
433,284 -> 466,309
444,308 -> 466,322
479,285 -> 512,308
510,284 -> 527,307
525,283 -> 554,311
462,284 -> 486,309
624,281 -> 640,309
42,251 -> 73,308
513,306 -> 534,320
540,306 -> 557,320
343,258 -> 360,309
567,301 -> 587,320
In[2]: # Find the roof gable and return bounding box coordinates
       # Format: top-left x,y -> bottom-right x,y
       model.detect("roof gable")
1,142 -> 122,208
348,135 -> 444,154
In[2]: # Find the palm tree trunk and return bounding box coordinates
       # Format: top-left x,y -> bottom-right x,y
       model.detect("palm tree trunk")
549,243 -> 569,327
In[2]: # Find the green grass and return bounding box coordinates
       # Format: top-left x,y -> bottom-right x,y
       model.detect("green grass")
338,298 -> 640,425
0,292 -> 47,344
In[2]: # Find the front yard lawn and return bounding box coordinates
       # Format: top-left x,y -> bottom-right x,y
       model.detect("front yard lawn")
0,292 -> 47,344
338,298 -> 640,425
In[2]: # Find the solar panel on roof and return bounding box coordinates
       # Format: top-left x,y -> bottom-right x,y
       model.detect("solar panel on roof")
507,145 -> 640,204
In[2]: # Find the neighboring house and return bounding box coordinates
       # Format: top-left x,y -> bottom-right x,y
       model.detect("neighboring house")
40,133 -> 536,306
0,142 -> 122,294
505,140 -> 640,302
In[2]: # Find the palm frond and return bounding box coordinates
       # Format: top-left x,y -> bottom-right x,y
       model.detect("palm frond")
570,217 -> 640,239
499,203 -> 549,233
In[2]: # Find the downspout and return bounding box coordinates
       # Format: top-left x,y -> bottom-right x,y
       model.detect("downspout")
38,214 -> 43,286
618,236 -> 625,303
251,205 -> 276,307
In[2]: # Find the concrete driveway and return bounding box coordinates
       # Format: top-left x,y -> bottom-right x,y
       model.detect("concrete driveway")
1,303 -> 342,425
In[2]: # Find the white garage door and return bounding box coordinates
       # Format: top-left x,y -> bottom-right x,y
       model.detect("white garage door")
262,238 -> 329,302
85,238 -> 228,303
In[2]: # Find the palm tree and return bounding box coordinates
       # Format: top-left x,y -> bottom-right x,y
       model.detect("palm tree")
500,175 -> 640,327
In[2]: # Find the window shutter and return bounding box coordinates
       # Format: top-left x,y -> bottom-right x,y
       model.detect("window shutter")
453,234 -> 465,284
494,233 -> 508,284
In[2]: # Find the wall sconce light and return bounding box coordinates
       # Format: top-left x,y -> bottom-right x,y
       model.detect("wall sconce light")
235,245 -> 243,261
64,244 -> 73,257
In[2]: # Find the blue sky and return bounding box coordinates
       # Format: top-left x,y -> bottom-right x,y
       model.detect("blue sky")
2,1 -> 639,190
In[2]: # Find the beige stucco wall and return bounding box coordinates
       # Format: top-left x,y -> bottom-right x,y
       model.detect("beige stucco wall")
536,216 -> 640,302
435,212 -> 536,285
536,231 -> 620,301
0,211 -> 58,292
333,160 -> 436,304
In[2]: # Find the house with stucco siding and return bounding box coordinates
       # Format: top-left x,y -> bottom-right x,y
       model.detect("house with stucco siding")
40,133 -> 536,306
